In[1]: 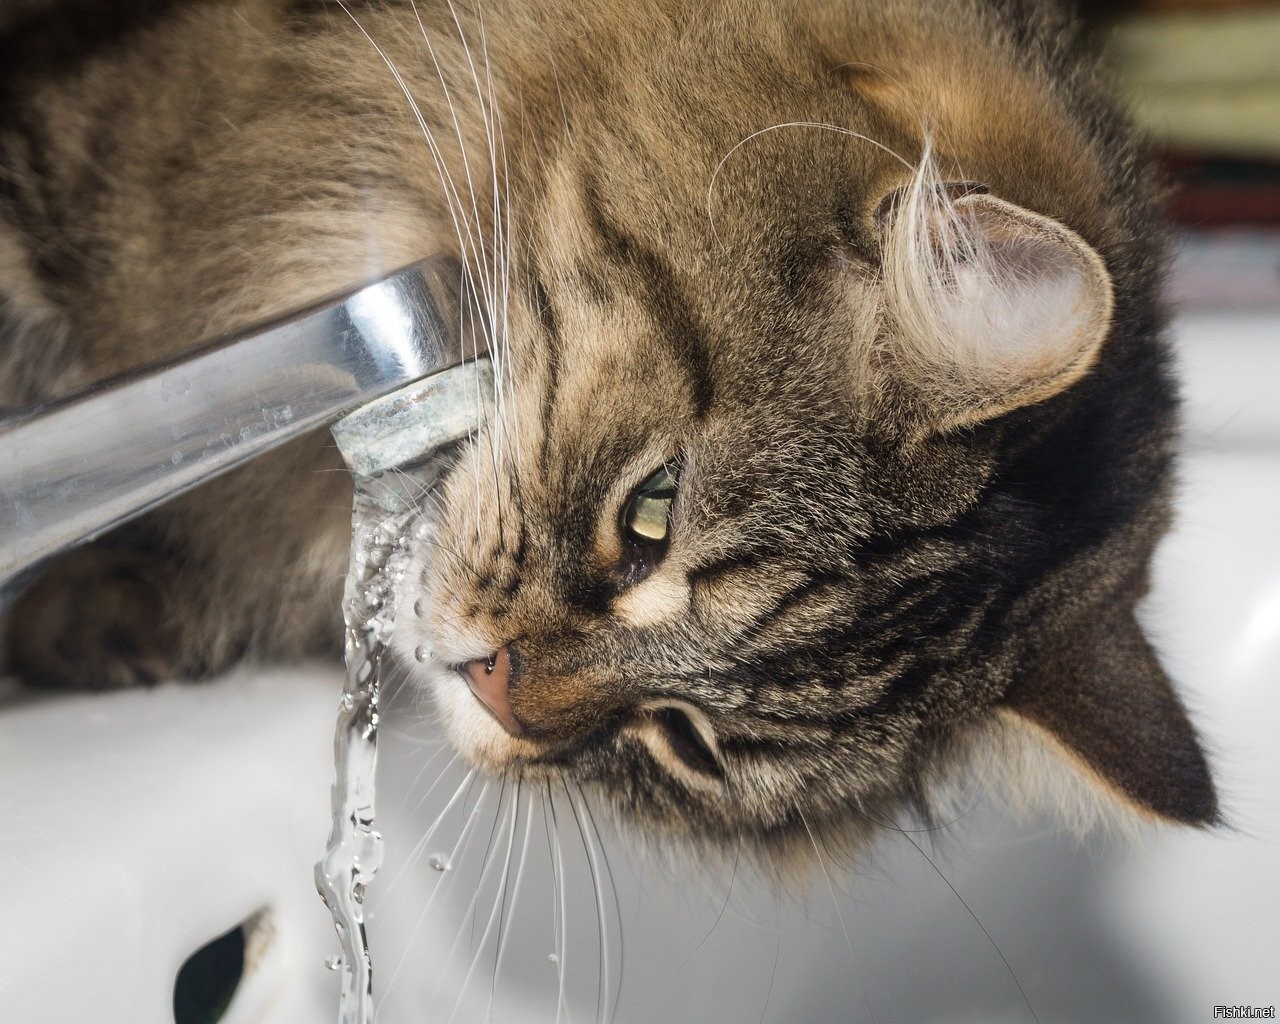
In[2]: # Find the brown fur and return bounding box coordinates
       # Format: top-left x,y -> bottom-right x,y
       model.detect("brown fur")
0,0 -> 1216,858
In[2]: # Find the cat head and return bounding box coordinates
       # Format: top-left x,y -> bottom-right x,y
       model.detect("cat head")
389,0 -> 1217,859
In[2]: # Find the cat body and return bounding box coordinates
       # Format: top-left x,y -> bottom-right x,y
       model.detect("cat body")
0,0 -> 1216,855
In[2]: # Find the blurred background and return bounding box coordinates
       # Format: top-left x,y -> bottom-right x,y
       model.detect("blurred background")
1091,0 -> 1280,307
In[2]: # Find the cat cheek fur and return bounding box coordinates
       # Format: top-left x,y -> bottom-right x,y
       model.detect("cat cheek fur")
0,0 -> 1220,853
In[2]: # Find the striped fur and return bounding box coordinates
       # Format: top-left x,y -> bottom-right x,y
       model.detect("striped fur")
0,0 -> 1216,859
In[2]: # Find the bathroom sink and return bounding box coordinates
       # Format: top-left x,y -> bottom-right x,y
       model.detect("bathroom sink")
1,307 -> 1277,1024
0,669 -> 341,1023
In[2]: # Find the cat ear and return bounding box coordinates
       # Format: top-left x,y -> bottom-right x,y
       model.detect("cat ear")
877,179 -> 1114,432
999,611 -> 1219,826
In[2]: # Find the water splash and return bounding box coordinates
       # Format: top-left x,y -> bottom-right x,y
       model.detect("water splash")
313,483 -> 412,1024
317,358 -> 494,1024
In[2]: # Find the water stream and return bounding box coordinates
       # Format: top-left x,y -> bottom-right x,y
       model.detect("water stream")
316,358 -> 493,1024
313,484 -> 411,1024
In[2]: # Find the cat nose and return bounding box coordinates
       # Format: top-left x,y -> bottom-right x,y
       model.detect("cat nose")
463,646 -> 523,735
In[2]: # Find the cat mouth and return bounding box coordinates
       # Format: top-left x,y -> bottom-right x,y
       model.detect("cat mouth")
445,651 -> 721,769
547,700 -> 726,785
445,666 -> 725,782
631,702 -> 725,780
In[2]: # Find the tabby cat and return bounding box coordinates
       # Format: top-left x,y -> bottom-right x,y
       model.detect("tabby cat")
0,0 -> 1217,857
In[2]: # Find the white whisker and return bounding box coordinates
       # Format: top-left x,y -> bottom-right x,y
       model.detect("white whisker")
425,780 -> 512,1010
377,776 -> 492,1012
446,781 -> 521,1024
406,0 -> 497,316
335,0 -> 496,357
488,782 -> 535,1020
800,810 -> 877,1024
578,791 -> 626,1023
374,760 -> 472,911
544,782 -> 570,1024
564,782 -> 610,1024
706,121 -> 914,247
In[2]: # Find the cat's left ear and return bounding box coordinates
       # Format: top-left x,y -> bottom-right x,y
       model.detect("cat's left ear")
998,610 -> 1219,827
876,182 -> 1114,432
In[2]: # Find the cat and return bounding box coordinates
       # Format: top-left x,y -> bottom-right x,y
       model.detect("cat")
0,0 -> 1217,859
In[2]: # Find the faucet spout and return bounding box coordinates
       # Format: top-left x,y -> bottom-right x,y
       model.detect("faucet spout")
0,257 -> 483,607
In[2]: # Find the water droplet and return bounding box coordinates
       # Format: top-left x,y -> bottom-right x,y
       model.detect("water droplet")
414,644 -> 429,663
413,520 -> 433,540
413,598 -> 426,618
547,953 -> 559,964
427,853 -> 451,872
324,955 -> 342,971
319,494 -> 394,1023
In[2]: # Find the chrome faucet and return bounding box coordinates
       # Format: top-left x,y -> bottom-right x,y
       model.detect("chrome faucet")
0,257 -> 487,609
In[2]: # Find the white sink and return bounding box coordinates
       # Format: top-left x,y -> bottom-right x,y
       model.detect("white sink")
2,307 -> 1278,1024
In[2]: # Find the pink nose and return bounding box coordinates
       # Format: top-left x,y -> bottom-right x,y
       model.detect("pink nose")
463,646 -> 523,735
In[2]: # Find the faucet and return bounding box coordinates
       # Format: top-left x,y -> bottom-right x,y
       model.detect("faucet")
0,257 -> 488,610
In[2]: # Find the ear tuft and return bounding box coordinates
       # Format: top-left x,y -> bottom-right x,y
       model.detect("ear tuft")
878,152 -> 1114,430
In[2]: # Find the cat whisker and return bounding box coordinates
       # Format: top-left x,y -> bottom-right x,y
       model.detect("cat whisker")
501,133 -> 524,472
755,911 -> 783,1024
858,804 -> 1042,1024
371,762 -> 473,910
579,788 -> 626,1024
446,780 -> 521,1024
488,781 -> 535,1021
467,1 -> 521,469
677,839 -> 741,974
799,809 -> 879,1024
415,0 -> 519,511
405,0 -> 503,339
543,780 -> 570,1024
563,780 -> 610,1024
376,774 -> 491,1013
706,120 -> 914,249
439,0 -> 503,257
424,777 -> 513,1010
331,10 -> 509,539
392,746 -> 459,822
408,0 -> 489,249
335,4 -> 472,257
377,658 -> 449,740
378,466 -> 495,589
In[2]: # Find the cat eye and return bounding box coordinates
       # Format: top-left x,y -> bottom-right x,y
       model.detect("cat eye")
622,464 -> 679,546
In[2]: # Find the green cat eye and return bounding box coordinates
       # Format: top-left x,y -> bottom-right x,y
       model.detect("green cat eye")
623,464 -> 679,545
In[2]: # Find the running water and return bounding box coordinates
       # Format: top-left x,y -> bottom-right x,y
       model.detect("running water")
313,483 -> 411,1024
316,359 -> 493,1024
